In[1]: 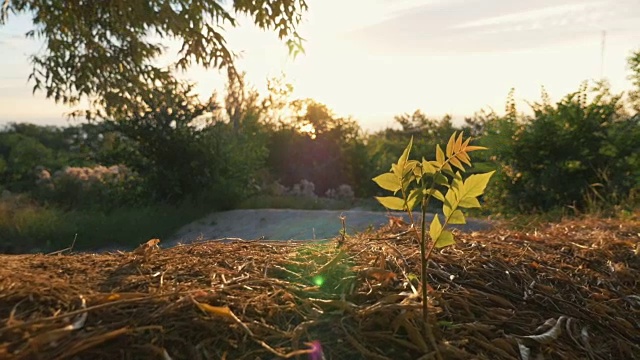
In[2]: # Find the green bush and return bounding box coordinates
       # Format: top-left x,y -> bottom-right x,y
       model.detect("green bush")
481,82 -> 639,213
108,80 -> 268,207
0,194 -> 210,253
33,164 -> 145,210
0,123 -> 101,194
0,133 -> 55,192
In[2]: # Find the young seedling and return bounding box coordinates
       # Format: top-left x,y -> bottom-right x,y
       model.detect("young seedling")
372,131 -> 494,339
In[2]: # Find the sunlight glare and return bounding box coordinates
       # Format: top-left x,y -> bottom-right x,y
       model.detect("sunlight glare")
312,275 -> 324,287
298,123 -> 316,139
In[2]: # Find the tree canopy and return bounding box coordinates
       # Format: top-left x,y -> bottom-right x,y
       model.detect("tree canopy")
0,0 -> 307,117
628,50 -> 640,112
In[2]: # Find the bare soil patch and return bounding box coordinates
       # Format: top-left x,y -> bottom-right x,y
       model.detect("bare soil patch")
167,209 -> 493,245
0,216 -> 638,359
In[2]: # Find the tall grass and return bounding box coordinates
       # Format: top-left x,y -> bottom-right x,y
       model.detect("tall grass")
0,195 -> 210,253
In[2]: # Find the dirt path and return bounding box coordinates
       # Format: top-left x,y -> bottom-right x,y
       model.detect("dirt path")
167,208 -> 493,246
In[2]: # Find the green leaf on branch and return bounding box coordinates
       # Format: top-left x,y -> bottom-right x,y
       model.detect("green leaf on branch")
372,173 -> 401,193
448,210 -> 466,224
407,189 -> 423,212
420,160 -> 436,177
449,156 -> 465,171
398,136 -> 413,169
444,188 -> 457,214
413,165 -> 423,178
375,196 -> 405,211
402,160 -> 419,190
429,214 -> 443,242
436,144 -> 445,165
464,145 -> 488,152
391,163 -> 401,178
443,171 -> 493,219
404,160 -> 419,174
460,171 -> 495,199
426,189 -> 445,203
435,230 -> 455,248
446,132 -> 456,158
458,197 -> 481,208
434,173 -> 450,187
430,215 -> 456,248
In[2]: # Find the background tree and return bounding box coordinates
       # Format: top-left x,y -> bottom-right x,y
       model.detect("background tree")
628,49 -> 640,113
0,0 -> 307,117
99,77 -> 268,206
224,72 -> 261,131
266,98 -> 363,195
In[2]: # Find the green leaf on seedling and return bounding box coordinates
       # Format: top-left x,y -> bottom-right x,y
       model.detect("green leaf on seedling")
452,172 -> 463,189
391,163 -> 401,178
448,209 -> 466,224
441,165 -> 454,175
457,149 -> 472,166
446,132 -> 456,158
421,159 -> 437,175
460,171 -> 495,198
372,173 -> 401,192
413,165 -> 423,178
458,197 -> 481,208
449,156 -> 465,171
375,196 -> 405,211
398,136 -> 413,168
402,164 -> 417,184
434,173 -> 450,187
426,189 -> 445,202
465,145 -> 488,152
407,188 -> 423,212
444,188 -> 457,208
429,214 -> 442,242
405,160 -> 419,173
455,132 -> 464,149
435,230 -> 455,248
436,144 -> 445,165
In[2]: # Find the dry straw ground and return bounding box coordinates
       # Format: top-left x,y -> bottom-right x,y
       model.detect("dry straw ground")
0,215 -> 639,359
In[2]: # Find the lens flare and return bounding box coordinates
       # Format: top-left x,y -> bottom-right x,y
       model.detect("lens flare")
312,275 -> 324,286
308,340 -> 324,360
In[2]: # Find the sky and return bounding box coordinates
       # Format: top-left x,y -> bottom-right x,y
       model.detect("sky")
1,0 -> 639,131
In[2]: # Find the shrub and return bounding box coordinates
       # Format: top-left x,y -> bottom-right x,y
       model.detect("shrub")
288,179 -> 317,198
34,164 -> 143,210
482,82 -> 640,213
325,184 -> 355,201
107,80 -> 268,207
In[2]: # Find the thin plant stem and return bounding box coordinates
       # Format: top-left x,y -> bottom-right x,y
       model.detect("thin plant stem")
409,176 -> 442,360
373,133 -> 490,360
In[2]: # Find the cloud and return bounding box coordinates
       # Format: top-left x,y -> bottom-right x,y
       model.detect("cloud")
344,0 -> 640,55
451,2 -> 604,30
